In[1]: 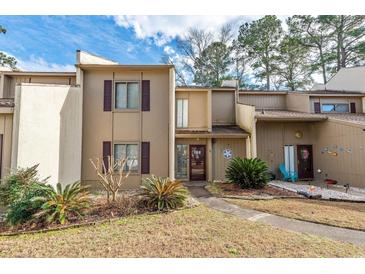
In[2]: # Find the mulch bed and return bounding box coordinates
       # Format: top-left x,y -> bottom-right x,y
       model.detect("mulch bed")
0,194 -> 151,235
216,182 -> 300,198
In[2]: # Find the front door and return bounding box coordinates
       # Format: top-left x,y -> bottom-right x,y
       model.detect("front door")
297,145 -> 314,180
189,145 -> 206,181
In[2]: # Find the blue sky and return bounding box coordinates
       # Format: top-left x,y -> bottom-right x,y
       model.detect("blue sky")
0,15 -> 250,71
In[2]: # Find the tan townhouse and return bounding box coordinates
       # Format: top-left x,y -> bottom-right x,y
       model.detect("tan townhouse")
1,51 -> 365,190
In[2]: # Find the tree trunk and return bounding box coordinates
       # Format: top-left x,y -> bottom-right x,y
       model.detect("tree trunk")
265,63 -> 270,90
111,189 -> 118,203
337,16 -> 345,71
319,46 -> 327,84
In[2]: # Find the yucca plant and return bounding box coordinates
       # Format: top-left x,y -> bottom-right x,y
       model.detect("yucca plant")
141,175 -> 188,211
32,182 -> 90,224
225,157 -> 270,189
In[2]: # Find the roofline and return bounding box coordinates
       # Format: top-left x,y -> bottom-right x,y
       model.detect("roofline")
239,91 -> 288,95
177,86 -> 235,90
256,116 -> 327,122
1,71 -> 76,76
78,64 -> 174,70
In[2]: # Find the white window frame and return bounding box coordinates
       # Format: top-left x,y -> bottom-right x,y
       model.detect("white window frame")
113,142 -> 139,173
114,81 -> 140,110
176,99 -> 188,128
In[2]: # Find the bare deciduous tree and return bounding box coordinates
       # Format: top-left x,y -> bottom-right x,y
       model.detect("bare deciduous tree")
89,156 -> 134,203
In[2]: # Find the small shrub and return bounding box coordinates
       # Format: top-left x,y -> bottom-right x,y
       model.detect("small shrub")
33,182 -> 90,224
5,182 -> 51,226
0,164 -> 43,207
225,157 -> 270,189
141,175 -> 188,211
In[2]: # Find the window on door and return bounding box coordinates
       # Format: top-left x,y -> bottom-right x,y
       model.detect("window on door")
115,82 -> 139,109
114,143 -> 139,172
284,145 -> 295,174
176,144 -> 188,179
176,99 -> 188,128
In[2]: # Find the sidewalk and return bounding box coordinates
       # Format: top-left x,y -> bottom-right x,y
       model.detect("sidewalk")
187,186 -> 365,248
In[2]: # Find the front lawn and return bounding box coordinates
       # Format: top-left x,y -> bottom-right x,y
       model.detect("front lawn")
225,198 -> 365,231
0,205 -> 363,257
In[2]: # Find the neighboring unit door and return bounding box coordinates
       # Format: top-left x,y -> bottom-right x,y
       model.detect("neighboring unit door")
297,145 -> 314,180
189,145 -> 206,181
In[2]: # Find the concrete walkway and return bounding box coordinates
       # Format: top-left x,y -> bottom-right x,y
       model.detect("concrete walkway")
187,186 -> 365,248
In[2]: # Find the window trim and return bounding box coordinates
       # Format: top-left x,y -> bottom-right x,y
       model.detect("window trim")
113,81 -> 140,112
320,103 -> 350,113
112,142 -> 140,174
176,98 -> 189,128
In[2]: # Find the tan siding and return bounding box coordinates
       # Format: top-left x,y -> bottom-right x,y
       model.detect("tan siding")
256,121 -> 314,177
309,96 -> 362,113
212,91 -> 235,125
141,71 -> 169,178
239,94 -> 286,110
313,120 -> 365,188
82,69 -> 170,190
212,138 -> 246,181
176,90 -> 209,130
0,114 -> 13,179
286,93 -> 310,113
2,75 -> 76,98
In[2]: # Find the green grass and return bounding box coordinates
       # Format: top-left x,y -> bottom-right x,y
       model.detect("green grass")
0,205 -> 363,257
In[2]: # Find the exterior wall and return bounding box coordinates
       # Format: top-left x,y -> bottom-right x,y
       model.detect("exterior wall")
212,90 -> 235,125
309,96 -> 363,113
1,75 -> 76,98
212,138 -> 246,181
176,89 -> 209,130
239,93 -> 287,110
0,113 -> 13,178
236,103 -> 256,157
81,69 -> 170,189
256,121 -> 315,177
12,83 -> 82,186
313,120 -> 365,188
286,93 -> 310,113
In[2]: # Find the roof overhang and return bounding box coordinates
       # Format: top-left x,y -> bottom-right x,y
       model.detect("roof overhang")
175,132 -> 249,139
78,64 -> 174,71
1,71 -> 76,77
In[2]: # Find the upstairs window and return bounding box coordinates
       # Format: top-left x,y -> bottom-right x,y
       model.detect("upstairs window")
321,103 -> 349,113
176,99 -> 188,128
115,82 -> 139,109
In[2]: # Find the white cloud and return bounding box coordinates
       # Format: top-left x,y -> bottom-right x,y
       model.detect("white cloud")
16,55 -> 75,72
163,45 -> 175,55
114,15 -> 244,46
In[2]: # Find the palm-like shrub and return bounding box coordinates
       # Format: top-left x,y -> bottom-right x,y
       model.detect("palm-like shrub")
141,175 -> 188,211
33,182 -> 90,224
225,157 -> 270,189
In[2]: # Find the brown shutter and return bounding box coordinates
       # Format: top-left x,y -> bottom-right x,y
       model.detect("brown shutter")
102,141 -> 111,173
314,102 -> 321,113
104,80 -> 112,111
350,102 -> 356,113
141,142 -> 150,174
141,80 -> 150,111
